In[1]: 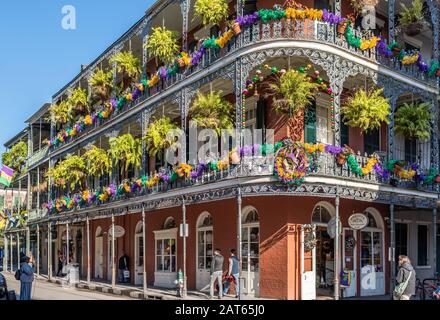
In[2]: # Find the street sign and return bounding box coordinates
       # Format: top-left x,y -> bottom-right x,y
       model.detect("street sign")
327,217 -> 342,239
348,213 -> 369,230
180,223 -> 188,238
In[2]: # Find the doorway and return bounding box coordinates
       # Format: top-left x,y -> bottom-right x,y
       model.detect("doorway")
196,212 -> 213,291
108,234 -> 118,281
311,203 -> 336,299
360,210 -> 385,296
342,228 -> 357,297
94,227 -> 103,279
241,207 -> 260,297
134,221 -> 144,285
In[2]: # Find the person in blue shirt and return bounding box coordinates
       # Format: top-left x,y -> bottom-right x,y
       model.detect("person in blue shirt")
223,249 -> 240,298
19,256 -> 35,300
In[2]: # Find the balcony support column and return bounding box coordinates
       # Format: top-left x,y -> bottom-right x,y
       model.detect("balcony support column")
36,224 -> 40,276
140,110 -> 151,175
430,98 -> 439,173
140,18 -> 152,78
87,215 -> 91,284
10,234 -> 13,271
26,226 -> 30,258
181,198 -> 188,298
111,212 -> 116,290
235,60 -> 244,149
27,169 -> 31,212
237,187 -> 243,300
66,222 -> 70,265
3,233 -> 8,272
389,201 -> 395,293
334,0 -> 341,16
236,0 -> 244,17
180,0 -> 190,53
37,166 -> 40,216
388,0 -> 395,44
48,222 -> 52,280
142,204 -> 147,295
180,89 -> 190,164
433,207 -> 437,276
427,0 -> 439,62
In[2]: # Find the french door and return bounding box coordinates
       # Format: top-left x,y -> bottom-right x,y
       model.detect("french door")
360,230 -> 385,296
134,234 -> 144,285
301,225 -> 316,300
241,223 -> 260,296
196,228 -> 213,291
342,228 -> 357,297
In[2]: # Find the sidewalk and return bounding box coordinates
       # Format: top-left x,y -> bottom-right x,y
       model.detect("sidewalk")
38,274 -> 258,300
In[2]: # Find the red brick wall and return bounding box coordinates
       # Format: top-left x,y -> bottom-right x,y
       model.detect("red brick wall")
88,195 -> 390,299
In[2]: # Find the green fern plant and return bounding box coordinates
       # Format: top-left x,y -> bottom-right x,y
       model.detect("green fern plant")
341,88 -> 390,132
89,68 -> 114,103
46,155 -> 86,190
109,51 -> 141,91
82,145 -> 112,177
145,27 -> 180,65
194,0 -> 229,26
144,117 -> 181,158
394,102 -> 431,141
262,69 -> 320,115
189,91 -> 235,136
50,100 -> 73,125
108,134 -> 142,179
1,141 -> 27,178
399,0 -> 424,27
67,87 -> 89,114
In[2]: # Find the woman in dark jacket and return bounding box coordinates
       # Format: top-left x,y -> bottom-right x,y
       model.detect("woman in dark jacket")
394,255 -> 416,300
19,256 -> 35,300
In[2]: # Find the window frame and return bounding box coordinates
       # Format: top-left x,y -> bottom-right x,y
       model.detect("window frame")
416,223 -> 430,268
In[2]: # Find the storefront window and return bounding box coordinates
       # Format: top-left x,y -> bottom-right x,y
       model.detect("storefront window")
417,224 -> 429,266
156,238 -> 176,272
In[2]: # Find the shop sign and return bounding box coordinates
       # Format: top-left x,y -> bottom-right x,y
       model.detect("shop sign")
109,226 -> 125,238
348,213 -> 369,230
327,217 -> 342,239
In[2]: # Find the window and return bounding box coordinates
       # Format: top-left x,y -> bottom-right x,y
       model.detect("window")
164,217 -> 176,229
304,103 -> 317,144
395,223 -> 409,265
156,238 -> 176,272
315,0 -> 330,10
417,224 -> 429,266
312,205 -> 332,224
365,212 -> 378,228
364,129 -> 380,154
243,0 -> 257,15
404,139 -> 417,163
341,122 -> 349,147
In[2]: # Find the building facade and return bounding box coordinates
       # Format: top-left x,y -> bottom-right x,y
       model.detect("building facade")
2,0 -> 440,300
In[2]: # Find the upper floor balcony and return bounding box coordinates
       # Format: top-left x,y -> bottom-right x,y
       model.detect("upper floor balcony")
47,1 -> 440,154
42,139 -> 439,219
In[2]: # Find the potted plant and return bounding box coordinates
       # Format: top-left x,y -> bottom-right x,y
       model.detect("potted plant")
144,26 -> 180,66
67,87 -> 89,116
1,141 -> 28,176
82,145 -> 112,178
341,88 -> 390,132
194,0 -> 229,27
260,68 -> 319,141
108,134 -> 142,180
189,90 -> 235,136
109,51 -> 141,92
89,68 -> 114,103
398,0 -> 425,37
143,116 -> 181,158
50,100 -> 73,126
350,0 -> 379,16
394,102 -> 431,141
46,155 -> 86,191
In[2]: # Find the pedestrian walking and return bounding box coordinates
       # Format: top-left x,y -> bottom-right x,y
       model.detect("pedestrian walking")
118,251 -> 130,283
393,255 -> 416,300
210,248 -> 224,299
19,256 -> 35,300
223,249 -> 240,298
56,250 -> 64,276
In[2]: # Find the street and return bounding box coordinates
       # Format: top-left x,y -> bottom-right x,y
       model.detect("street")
2,272 -> 134,300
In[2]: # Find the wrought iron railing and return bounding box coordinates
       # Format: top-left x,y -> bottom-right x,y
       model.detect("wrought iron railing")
27,145 -> 49,168
49,18 -> 437,153
46,152 -> 437,216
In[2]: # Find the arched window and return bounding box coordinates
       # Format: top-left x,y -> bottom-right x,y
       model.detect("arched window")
198,213 -> 213,228
95,226 -> 103,237
363,210 -> 382,229
163,217 -> 176,229
243,209 -> 259,224
312,205 -> 332,224
135,221 -> 143,234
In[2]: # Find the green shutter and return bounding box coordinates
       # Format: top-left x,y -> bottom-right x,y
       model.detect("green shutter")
304,103 -> 316,144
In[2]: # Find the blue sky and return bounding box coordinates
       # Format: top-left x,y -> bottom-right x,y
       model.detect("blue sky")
0,0 -> 154,150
